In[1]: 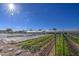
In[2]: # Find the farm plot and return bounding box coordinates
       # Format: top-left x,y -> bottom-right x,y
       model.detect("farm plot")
68,34 -> 79,45
0,34 -> 54,56
1,33 -> 79,56
64,33 -> 79,56
20,34 -> 54,54
55,33 -> 70,56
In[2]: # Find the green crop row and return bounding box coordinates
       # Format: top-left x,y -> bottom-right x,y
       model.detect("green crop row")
20,34 -> 53,52
55,33 -> 70,56
68,34 -> 79,45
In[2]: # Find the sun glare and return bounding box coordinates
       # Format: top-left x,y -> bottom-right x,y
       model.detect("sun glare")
8,3 -> 15,16
8,4 -> 15,11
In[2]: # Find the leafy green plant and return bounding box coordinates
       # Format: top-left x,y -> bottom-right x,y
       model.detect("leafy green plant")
20,35 -> 53,52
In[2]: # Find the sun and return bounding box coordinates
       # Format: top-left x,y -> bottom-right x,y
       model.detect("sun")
8,4 -> 15,11
8,3 -> 15,16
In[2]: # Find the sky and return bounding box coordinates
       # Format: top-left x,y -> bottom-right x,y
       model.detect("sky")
0,3 -> 79,30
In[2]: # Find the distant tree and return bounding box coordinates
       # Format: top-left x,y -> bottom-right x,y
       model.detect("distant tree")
53,28 -> 57,32
38,29 -> 42,31
22,30 -> 27,34
6,28 -> 13,33
29,29 -> 33,31
17,30 -> 26,33
42,30 -> 46,32
42,30 -> 46,34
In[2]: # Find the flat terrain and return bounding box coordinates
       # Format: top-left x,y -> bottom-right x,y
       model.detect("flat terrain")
0,33 -> 79,56
0,33 -> 45,43
0,33 -> 47,56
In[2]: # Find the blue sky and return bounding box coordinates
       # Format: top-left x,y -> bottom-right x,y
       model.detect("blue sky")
0,3 -> 79,30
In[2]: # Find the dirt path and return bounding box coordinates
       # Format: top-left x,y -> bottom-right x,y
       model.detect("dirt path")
39,39 -> 55,56
48,45 -> 55,56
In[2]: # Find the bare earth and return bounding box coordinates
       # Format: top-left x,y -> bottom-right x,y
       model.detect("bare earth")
0,34 -> 45,56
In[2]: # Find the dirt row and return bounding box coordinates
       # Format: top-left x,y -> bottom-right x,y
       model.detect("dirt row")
39,39 -> 55,56
63,34 -> 79,56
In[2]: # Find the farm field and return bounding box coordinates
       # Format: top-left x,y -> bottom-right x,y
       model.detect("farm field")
0,3 -> 79,57
0,32 -> 79,56
55,33 -> 70,56
61,33 -> 79,56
